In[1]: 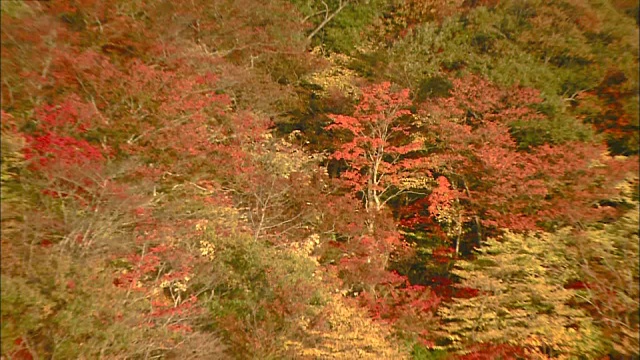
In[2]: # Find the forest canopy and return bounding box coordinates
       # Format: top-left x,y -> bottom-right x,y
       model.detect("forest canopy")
1,0 -> 638,359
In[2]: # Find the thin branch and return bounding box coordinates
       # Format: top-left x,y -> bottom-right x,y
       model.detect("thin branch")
301,4 -> 329,23
3,78 -> 14,107
306,0 -> 349,41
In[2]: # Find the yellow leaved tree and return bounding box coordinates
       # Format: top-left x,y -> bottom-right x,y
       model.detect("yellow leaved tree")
438,230 -> 608,359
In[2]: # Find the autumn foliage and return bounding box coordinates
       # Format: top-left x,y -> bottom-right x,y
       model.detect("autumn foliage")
1,0 -> 638,359
325,82 -> 425,214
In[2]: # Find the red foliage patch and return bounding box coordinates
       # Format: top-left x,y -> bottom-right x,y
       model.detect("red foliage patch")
429,275 -> 479,299
564,280 -> 591,290
8,337 -> 34,360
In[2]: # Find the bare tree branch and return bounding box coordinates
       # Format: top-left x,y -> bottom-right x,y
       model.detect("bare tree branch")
306,0 -> 350,41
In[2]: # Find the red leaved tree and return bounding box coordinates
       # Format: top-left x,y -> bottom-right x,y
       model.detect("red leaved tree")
323,81 -> 422,286
325,82 -> 426,227
323,82 -> 442,343
416,74 -> 638,242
